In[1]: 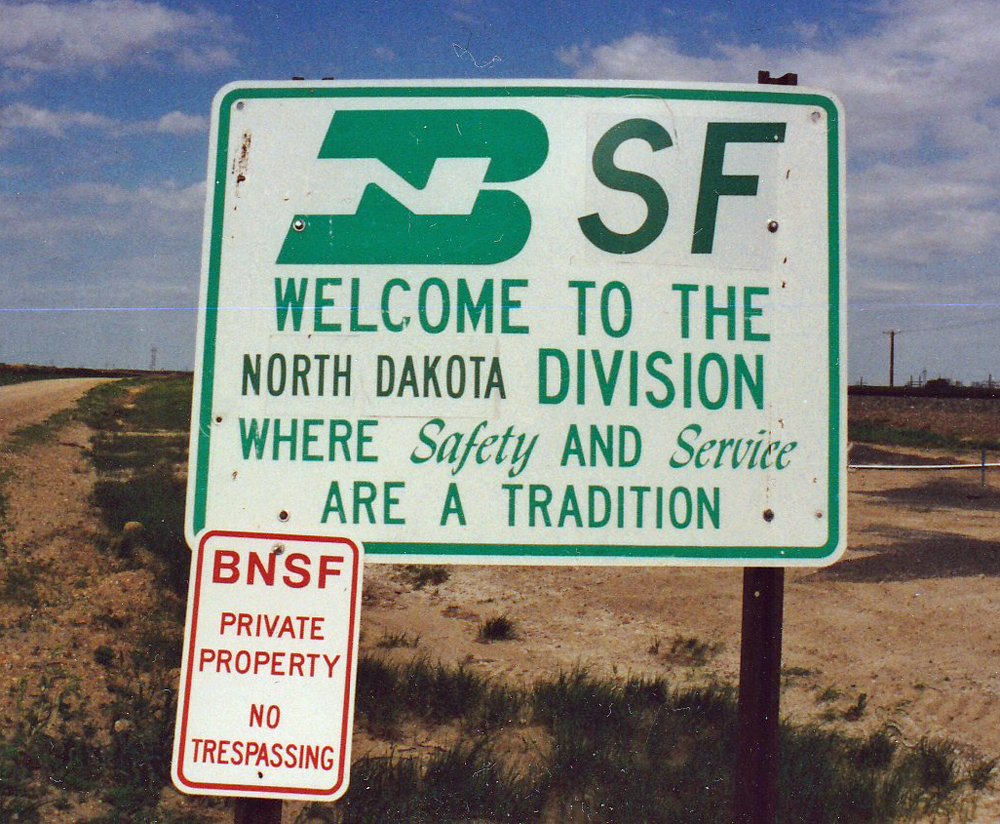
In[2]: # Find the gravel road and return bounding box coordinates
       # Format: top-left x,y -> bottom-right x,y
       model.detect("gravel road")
0,378 -> 111,441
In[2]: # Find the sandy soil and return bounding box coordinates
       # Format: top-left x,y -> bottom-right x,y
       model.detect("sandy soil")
4,381 -> 1000,821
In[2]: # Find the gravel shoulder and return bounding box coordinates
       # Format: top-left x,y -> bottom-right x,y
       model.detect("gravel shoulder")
0,378 -> 111,441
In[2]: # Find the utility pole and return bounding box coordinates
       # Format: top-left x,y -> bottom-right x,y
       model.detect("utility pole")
150,346 -> 157,372
883,330 -> 899,387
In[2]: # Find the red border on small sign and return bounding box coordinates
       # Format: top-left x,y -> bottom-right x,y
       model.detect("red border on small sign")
173,530 -> 361,798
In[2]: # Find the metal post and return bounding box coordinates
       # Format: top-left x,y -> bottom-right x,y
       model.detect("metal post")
734,568 -> 785,823
982,450 -> 987,489
732,69 -> 796,824
234,797 -> 282,824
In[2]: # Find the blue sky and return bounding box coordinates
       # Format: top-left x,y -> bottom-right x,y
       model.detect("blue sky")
2,0 -> 999,383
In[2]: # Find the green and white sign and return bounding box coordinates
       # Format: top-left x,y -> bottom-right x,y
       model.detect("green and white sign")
185,80 -> 846,566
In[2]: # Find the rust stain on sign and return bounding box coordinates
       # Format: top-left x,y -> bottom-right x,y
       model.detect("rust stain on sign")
231,131 -> 252,193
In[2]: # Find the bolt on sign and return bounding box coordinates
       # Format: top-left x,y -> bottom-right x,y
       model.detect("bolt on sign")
171,531 -> 363,800
184,80 -> 846,566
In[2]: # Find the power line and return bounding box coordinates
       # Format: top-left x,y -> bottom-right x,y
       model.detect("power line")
899,316 -> 1000,334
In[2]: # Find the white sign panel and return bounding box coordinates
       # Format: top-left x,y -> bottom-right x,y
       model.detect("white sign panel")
185,80 -> 846,566
171,531 -> 363,800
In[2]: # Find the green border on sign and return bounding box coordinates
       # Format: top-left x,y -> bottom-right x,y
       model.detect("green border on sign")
192,84 -> 843,562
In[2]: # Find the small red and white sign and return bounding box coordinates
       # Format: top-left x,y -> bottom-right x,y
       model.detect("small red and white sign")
171,530 -> 363,801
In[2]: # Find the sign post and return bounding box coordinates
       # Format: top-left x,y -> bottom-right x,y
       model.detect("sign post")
730,71 -> 800,824
233,797 -> 281,824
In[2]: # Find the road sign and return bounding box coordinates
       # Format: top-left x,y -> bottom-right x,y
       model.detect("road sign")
171,531 -> 363,801
185,80 -> 845,566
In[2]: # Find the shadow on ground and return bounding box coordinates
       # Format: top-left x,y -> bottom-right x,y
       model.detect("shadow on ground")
855,476 -> 1000,512
849,444 -> 967,466
814,526 -> 1000,583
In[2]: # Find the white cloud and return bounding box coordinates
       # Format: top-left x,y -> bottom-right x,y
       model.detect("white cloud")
373,45 -> 396,63
0,179 -> 205,241
850,161 -> 1000,264
142,111 -> 209,135
0,103 -> 207,140
0,0 -> 236,72
0,101 -> 116,137
70,179 -> 205,212
561,0 -> 1000,268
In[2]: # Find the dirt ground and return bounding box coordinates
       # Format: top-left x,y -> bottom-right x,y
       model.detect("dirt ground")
850,393 -> 1000,444
3,382 -> 1000,821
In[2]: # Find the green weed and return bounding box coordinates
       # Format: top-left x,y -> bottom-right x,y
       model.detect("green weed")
355,656 -> 498,734
336,661 -> 989,824
7,411 -> 74,451
329,742 -> 539,823
101,672 -> 177,818
91,464 -> 187,593
118,375 -> 192,432
128,621 -> 183,672
3,677 -> 102,802
89,432 -> 187,473
968,756 -> 997,791
74,379 -> 135,431
0,741 -> 44,821
850,727 -> 898,770
848,419 -> 1000,451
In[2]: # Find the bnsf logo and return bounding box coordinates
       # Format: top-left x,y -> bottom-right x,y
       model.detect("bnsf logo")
277,109 -> 549,265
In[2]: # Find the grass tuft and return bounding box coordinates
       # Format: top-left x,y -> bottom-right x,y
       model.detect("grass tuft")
401,565 -> 451,589
477,614 -> 517,642
93,646 -> 116,669
663,634 -> 724,666
968,756 -> 997,791
375,630 -> 421,649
